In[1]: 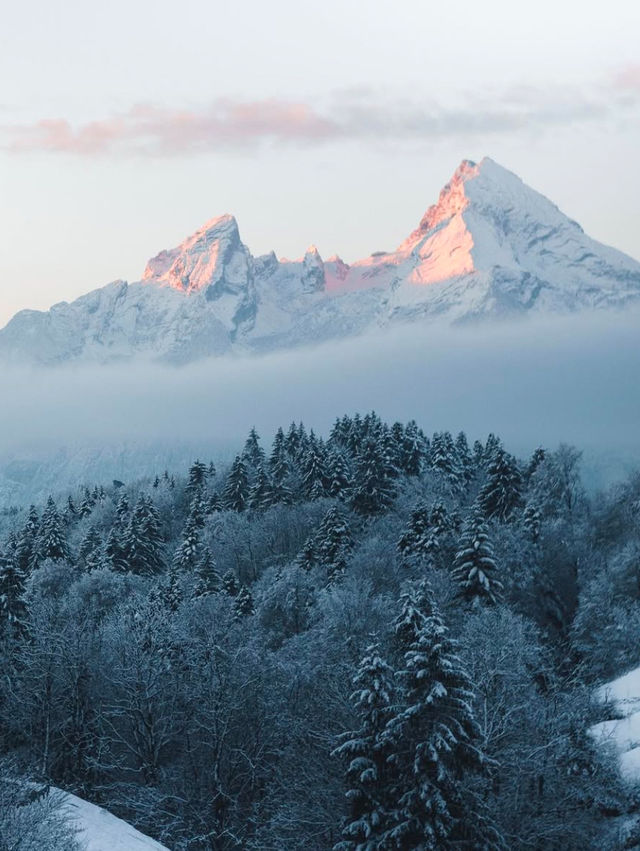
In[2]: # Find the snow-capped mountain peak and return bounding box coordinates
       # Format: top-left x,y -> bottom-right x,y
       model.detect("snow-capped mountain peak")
1,157 -> 640,365
408,157 -> 481,239
142,213 -> 246,294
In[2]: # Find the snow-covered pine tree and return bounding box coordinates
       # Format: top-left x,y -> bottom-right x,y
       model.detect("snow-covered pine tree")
66,495 -> 78,521
248,464 -> 276,511
397,420 -> 427,477
451,508 -> 502,606
301,432 -> 331,500
242,427 -> 265,471
328,414 -> 352,449
332,645 -> 396,850
173,515 -> 200,571
14,506 -> 39,575
378,424 -> 401,482
194,546 -> 220,597
0,553 -> 28,638
455,431 -> 474,485
526,447 -> 546,481
295,536 -> 317,572
429,431 -> 463,490
222,455 -> 249,512
186,459 -> 208,500
349,438 -> 396,515
327,448 -> 352,499
268,428 -> 294,505
103,525 -> 126,572
222,569 -> 240,597
79,488 -> 95,518
121,495 -> 165,576
285,421 -> 302,461
523,503 -> 541,544
479,447 -> 523,521
115,493 -> 130,525
383,581 -> 502,849
345,413 -> 363,455
34,496 -> 69,566
78,526 -> 103,572
316,506 -> 353,584
234,584 -> 255,619
397,502 -> 432,564
187,491 -> 207,529
483,433 -> 502,464
157,563 -> 183,613
207,491 -> 223,513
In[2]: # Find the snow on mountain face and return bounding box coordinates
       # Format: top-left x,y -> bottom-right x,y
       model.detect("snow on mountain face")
2,157 -> 640,365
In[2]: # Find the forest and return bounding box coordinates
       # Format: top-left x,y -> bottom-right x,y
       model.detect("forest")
0,411 -> 639,849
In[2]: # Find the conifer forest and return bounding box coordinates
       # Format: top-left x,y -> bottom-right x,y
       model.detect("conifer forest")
1,412 -> 639,849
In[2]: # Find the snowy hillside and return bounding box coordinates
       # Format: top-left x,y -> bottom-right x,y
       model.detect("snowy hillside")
2,157 -> 640,365
63,790 -> 168,851
592,666 -> 640,782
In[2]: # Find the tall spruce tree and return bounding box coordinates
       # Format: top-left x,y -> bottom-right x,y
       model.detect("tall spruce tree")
0,554 -> 28,638
333,645 -> 396,850
349,438 -> 396,515
383,581 -> 502,849
223,456 -> 249,512
430,431 -> 463,490
451,508 -> 502,606
78,526 -> 103,572
301,432 -> 330,500
397,420 -> 426,477
186,459 -> 208,500
122,495 -> 165,576
248,464 -> 276,511
479,448 -> 523,521
35,496 -> 69,565
103,525 -> 126,572
523,502 -> 541,544
222,569 -> 240,597
194,547 -> 220,597
397,502 -> 432,564
174,516 -> 200,571
115,493 -> 130,525
234,584 -> 255,619
242,427 -> 265,470
316,506 -> 353,584
14,506 -> 39,575
327,449 -> 352,498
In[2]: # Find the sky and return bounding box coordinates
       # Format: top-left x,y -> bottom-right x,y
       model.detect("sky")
1,0 -> 640,327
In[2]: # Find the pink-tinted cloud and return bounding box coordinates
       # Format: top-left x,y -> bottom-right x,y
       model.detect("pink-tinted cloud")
1,82 -> 635,158
613,64 -> 640,92
4,100 -> 341,156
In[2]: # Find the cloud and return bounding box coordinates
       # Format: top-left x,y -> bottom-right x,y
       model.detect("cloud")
613,64 -> 640,92
0,311 -> 639,486
1,79 -> 635,157
3,100 -> 341,156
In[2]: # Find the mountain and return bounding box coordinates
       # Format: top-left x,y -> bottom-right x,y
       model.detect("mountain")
2,157 -> 640,365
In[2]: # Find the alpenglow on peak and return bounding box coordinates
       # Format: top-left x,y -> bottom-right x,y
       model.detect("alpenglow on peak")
1,158 -> 639,365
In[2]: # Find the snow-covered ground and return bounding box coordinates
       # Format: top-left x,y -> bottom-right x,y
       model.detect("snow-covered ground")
592,666 -> 640,782
61,790 -> 168,851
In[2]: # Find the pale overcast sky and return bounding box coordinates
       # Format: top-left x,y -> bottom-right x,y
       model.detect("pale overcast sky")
1,0 -> 639,326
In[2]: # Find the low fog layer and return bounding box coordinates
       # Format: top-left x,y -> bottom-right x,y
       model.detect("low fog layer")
1,310 -> 639,501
